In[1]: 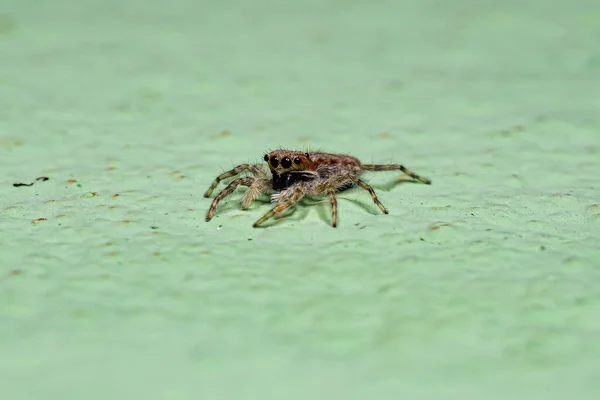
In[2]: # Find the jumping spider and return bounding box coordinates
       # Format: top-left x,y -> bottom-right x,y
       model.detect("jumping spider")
204,150 -> 431,227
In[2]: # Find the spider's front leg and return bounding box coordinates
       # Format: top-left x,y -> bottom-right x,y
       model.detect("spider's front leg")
203,164 -> 265,198
252,184 -> 305,228
241,178 -> 272,210
206,176 -> 255,222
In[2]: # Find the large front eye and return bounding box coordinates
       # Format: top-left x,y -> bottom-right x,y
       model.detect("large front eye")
269,156 -> 279,168
281,157 -> 292,168
264,154 -> 269,162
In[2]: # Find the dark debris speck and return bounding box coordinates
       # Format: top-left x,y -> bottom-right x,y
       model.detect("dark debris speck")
13,176 -> 50,187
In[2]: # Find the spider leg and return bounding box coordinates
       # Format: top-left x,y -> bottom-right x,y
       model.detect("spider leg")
361,163 -> 431,185
241,178 -> 272,210
253,185 -> 305,227
204,164 -> 265,198
328,189 -> 338,227
355,179 -> 389,214
304,172 -> 357,227
206,176 -> 255,222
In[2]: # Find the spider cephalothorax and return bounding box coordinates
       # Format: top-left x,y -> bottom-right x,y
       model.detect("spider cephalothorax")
203,149 -> 431,227
264,151 -> 316,190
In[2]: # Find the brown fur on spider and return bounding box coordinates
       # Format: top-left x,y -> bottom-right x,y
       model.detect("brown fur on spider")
204,150 -> 431,228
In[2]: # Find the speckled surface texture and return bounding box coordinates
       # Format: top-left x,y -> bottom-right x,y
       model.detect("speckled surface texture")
1,0 -> 599,399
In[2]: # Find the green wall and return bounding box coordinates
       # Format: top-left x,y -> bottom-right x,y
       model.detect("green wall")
1,1 -> 599,398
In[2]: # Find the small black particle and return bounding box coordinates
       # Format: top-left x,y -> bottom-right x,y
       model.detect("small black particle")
540,246 -> 546,251
151,226 -> 159,229
218,225 -> 222,228
14,177 -> 50,187
248,238 -> 253,241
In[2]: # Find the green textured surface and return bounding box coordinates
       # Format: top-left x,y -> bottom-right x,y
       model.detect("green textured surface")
1,0 -> 599,399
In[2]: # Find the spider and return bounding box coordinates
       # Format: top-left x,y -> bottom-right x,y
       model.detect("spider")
203,150 -> 431,227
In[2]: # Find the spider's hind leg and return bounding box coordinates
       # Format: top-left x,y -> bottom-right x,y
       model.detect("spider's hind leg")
356,179 -> 389,214
361,163 -> 431,185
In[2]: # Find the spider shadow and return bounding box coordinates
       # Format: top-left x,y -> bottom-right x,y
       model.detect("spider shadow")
367,176 -> 424,192
273,193 -> 383,227
218,177 -> 423,227
253,179 -> 419,227
316,177 -> 427,225
250,196 -> 316,227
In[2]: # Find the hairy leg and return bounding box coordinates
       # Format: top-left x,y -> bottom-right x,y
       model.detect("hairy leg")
305,173 -> 357,227
361,163 -> 431,185
355,179 -> 389,214
253,185 -> 305,227
328,189 -> 338,227
206,177 -> 255,221
241,178 -> 272,210
204,164 -> 266,198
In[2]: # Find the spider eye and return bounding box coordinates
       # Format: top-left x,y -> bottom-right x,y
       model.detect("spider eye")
293,157 -> 301,165
264,154 -> 269,162
269,156 -> 279,168
281,157 -> 292,168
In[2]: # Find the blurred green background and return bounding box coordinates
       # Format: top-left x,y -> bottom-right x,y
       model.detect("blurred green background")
1,0 -> 599,399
